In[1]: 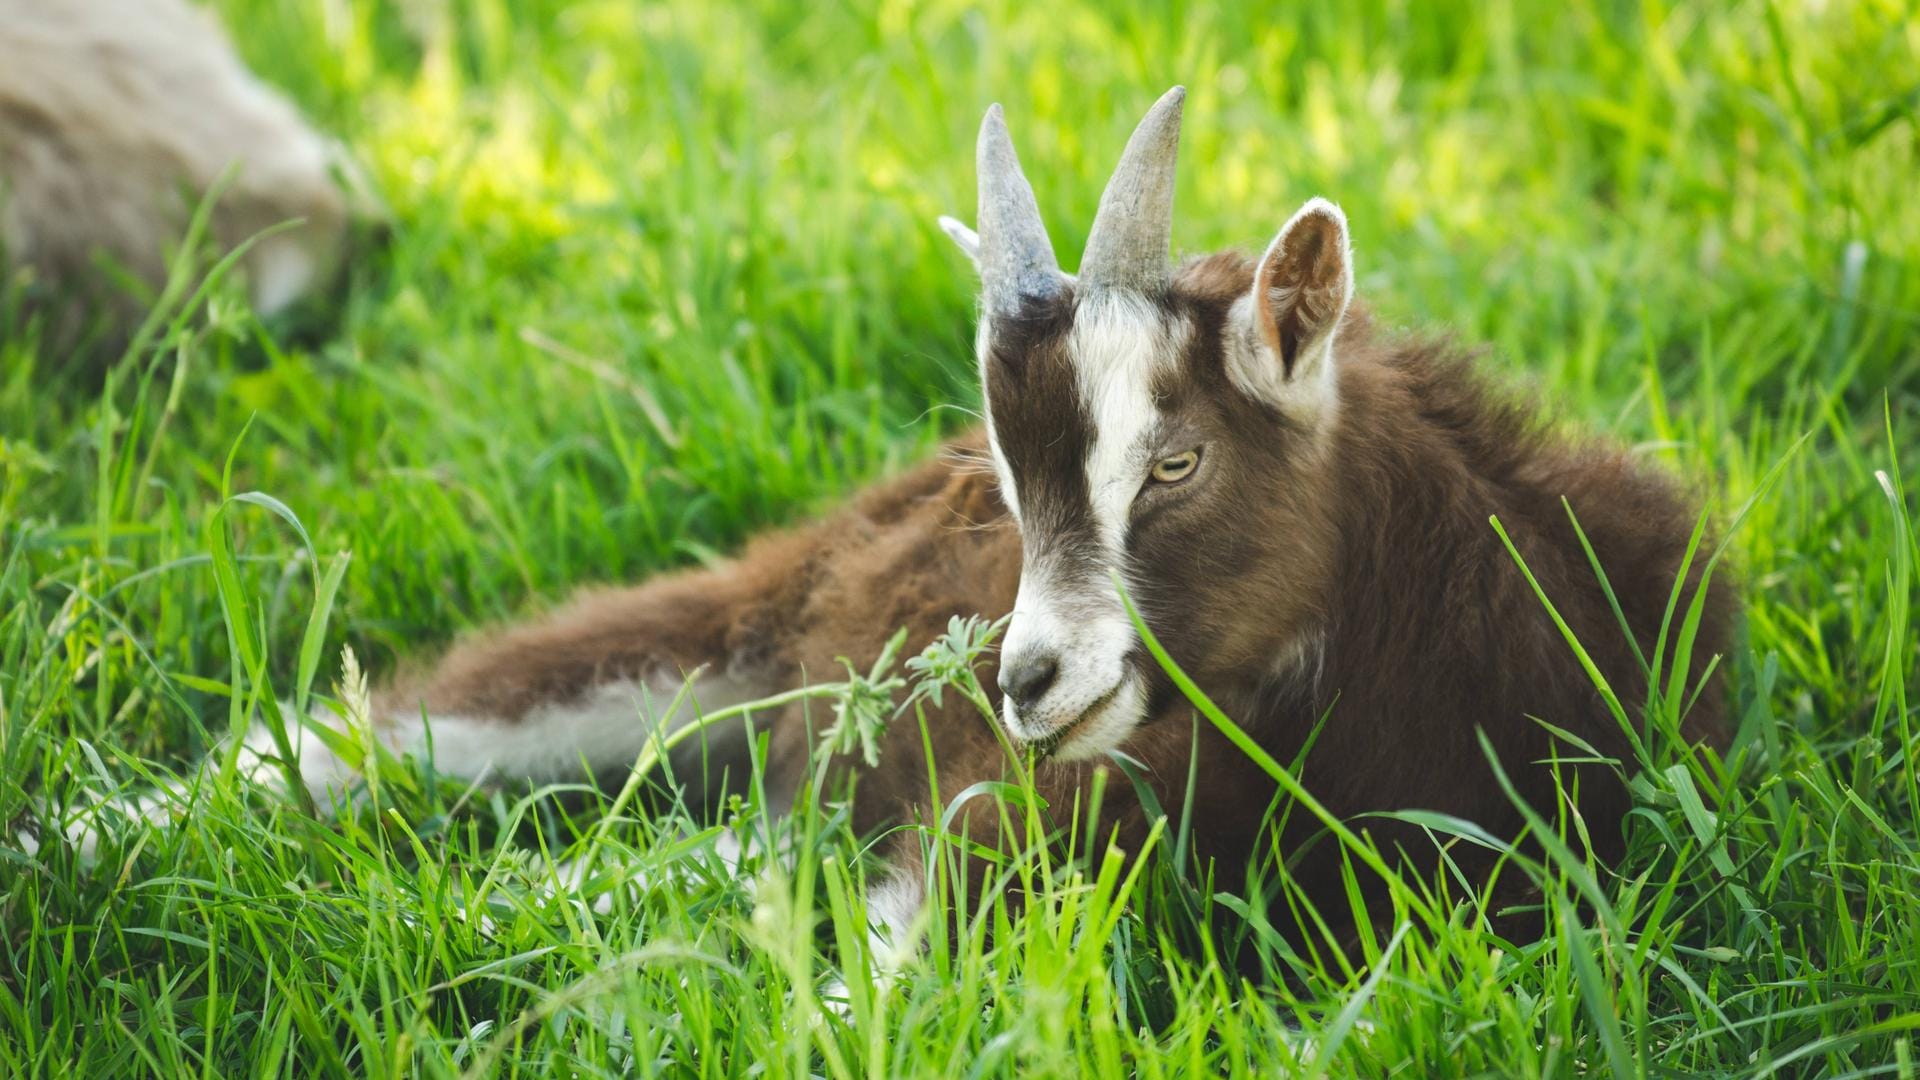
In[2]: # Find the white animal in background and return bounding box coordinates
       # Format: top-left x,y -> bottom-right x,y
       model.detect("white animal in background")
0,0 -> 377,332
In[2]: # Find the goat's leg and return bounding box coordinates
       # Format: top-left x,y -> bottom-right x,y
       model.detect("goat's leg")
314,555 -> 808,807
836,722 -> 1250,996
43,550 -> 812,857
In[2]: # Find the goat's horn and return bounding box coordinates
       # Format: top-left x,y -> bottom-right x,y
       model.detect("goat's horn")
976,103 -> 1065,317
1079,86 -> 1185,294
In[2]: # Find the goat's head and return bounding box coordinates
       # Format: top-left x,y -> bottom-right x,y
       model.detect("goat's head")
943,87 -> 1356,760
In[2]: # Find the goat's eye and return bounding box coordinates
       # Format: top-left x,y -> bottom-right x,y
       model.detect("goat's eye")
1149,450 -> 1200,484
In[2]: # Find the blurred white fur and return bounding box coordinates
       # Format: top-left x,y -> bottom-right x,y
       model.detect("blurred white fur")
0,0 -> 376,320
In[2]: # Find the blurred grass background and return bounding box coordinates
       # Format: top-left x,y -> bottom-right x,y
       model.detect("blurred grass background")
2,0 -> 1918,1075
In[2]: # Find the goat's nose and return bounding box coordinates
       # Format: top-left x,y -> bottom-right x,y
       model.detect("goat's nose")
999,653 -> 1060,714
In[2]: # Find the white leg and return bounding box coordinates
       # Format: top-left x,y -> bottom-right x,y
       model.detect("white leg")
29,671 -> 767,860
819,862 -> 927,1016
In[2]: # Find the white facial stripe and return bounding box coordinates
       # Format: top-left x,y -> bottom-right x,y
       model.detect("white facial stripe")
1069,293 -> 1180,555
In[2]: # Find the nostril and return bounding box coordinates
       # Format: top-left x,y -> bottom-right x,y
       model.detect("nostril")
999,653 -> 1060,713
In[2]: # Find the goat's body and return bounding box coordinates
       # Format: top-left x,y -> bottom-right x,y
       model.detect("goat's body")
0,0 -> 372,337
285,281 -> 1726,942
370,433 -> 1026,827
1291,326 -> 1729,849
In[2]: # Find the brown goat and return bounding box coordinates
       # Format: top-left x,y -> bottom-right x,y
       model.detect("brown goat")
59,88 -> 1731,964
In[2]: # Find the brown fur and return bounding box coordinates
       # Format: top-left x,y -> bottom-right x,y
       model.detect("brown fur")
371,251 -> 1731,948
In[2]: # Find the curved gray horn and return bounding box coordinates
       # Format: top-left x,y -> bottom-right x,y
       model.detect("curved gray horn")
1079,86 -> 1186,293
976,104 -> 1065,317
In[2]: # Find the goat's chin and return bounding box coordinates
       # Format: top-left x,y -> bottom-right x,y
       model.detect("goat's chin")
1042,674 -> 1147,763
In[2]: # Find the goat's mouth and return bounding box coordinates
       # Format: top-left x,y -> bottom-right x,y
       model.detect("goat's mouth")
1018,676 -> 1139,761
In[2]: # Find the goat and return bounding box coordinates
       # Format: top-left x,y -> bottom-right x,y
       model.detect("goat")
49,87 -> 1732,963
0,0 -> 375,343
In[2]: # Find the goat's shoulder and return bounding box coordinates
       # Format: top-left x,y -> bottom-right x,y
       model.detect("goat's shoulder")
1337,321 -> 1731,702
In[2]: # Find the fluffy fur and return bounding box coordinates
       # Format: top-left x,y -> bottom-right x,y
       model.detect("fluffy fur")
0,0 -> 376,338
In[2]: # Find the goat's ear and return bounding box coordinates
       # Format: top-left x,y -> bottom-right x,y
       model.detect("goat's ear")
937,215 -> 981,266
1228,197 -> 1354,413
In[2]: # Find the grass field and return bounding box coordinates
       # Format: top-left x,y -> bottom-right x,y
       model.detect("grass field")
4,0 -> 1919,1075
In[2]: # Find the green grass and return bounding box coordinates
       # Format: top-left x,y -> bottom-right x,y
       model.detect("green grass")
3,0 -> 1919,1075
